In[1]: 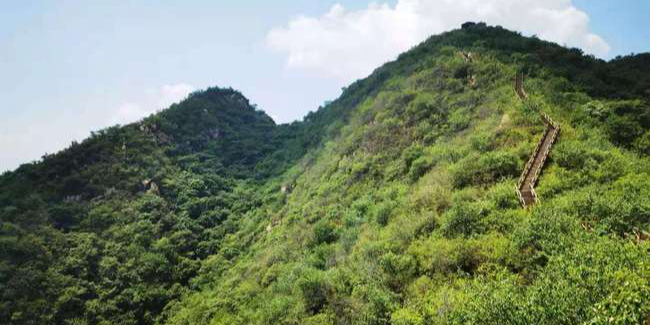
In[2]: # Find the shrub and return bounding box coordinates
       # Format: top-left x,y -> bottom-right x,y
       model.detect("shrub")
303,313 -> 335,325
633,130 -> 650,155
372,202 -> 393,226
408,156 -> 434,181
412,212 -> 438,238
308,244 -> 336,270
485,182 -> 520,210
402,144 -> 424,172
587,271 -> 650,325
380,252 -> 416,289
450,151 -> 519,187
511,207 -> 579,266
410,181 -> 452,214
409,238 -> 484,275
313,220 -> 339,246
441,202 -> 488,238
406,93 -> 444,125
351,284 -> 397,325
447,268 -> 524,324
553,139 -> 606,171
568,173 -> 650,235
297,269 -> 330,315
391,308 -> 424,325
606,114 -> 644,147
470,132 -> 496,152
448,107 -> 472,132
604,100 -> 650,148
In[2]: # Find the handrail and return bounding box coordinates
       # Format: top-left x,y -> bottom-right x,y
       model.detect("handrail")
514,72 -> 560,207
528,184 -> 535,196
517,127 -> 549,188
514,72 -> 528,100
516,123 -> 560,207
516,185 -> 525,206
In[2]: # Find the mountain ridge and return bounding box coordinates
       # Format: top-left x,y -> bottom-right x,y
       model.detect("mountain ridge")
1,23 -> 649,325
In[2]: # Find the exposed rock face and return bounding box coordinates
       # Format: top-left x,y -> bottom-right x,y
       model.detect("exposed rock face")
148,182 -> 159,194
142,179 -> 160,194
266,219 -> 281,232
139,122 -> 171,144
64,195 -> 82,203
281,183 -> 293,194
206,128 -> 221,140
468,75 -> 477,87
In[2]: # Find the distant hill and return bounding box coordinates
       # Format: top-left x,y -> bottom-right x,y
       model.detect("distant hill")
1,23 -> 649,325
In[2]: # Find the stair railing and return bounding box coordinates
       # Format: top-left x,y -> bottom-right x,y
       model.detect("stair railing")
517,127 -> 549,189
514,73 -> 560,207
514,72 -> 528,100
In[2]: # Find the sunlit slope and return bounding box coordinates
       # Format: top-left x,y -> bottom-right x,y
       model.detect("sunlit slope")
165,25 -> 650,325
1,24 -> 648,325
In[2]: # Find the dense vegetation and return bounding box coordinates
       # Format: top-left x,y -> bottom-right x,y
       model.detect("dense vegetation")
1,24 -> 649,325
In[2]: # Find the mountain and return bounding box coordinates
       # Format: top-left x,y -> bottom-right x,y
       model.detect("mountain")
1,23 -> 649,325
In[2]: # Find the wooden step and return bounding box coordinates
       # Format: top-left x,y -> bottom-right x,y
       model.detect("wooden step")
514,72 -> 560,208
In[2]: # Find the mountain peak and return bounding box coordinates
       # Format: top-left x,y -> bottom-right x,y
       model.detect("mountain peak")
1,24 -> 649,325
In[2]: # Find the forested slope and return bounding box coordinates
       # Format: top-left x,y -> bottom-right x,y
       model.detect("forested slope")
1,24 -> 649,325
0,88 -> 294,324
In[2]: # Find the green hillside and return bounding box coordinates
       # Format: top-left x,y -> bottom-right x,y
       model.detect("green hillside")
1,24 -> 649,325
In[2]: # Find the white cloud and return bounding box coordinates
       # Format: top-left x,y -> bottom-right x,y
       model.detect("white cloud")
112,102 -> 150,125
111,83 -> 195,125
267,0 -> 610,82
159,83 -> 196,108
1,84 -> 196,172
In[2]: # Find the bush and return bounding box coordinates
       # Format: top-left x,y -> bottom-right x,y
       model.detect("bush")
297,269 -> 330,314
380,252 -> 416,289
604,100 -> 650,148
303,313 -> 335,325
402,144 -> 424,172
511,207 -> 578,267
470,132 -> 496,152
448,107 -> 472,132
553,137 -> 613,172
451,151 -> 519,187
391,308 -> 424,325
441,202 -> 488,238
587,271 -> 650,325
351,284 -> 397,325
485,182 -> 520,210
633,130 -> 650,155
313,220 -> 339,246
568,173 -> 650,235
308,244 -> 336,270
372,202 -> 393,226
408,156 -> 434,181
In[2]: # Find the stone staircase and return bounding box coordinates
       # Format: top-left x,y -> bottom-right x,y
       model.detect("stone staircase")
514,73 -> 560,207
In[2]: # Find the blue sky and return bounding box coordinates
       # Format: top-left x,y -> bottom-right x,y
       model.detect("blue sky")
574,0 -> 650,57
1,0 -> 648,172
